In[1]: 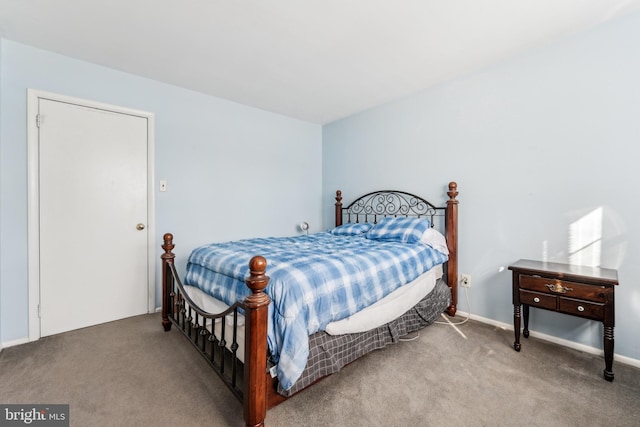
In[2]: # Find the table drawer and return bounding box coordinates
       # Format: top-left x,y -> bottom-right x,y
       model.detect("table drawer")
559,298 -> 604,321
519,275 -> 606,302
520,290 -> 556,310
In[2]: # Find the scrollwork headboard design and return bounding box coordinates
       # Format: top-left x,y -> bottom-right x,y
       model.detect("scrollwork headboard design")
336,190 -> 441,226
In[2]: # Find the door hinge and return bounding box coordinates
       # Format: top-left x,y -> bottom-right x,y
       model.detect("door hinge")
37,304 -> 41,318
36,114 -> 41,128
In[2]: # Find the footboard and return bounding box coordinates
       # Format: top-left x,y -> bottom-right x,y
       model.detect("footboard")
161,233 -> 270,427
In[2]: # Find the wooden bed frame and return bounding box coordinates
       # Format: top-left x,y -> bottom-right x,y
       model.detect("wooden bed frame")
161,182 -> 459,427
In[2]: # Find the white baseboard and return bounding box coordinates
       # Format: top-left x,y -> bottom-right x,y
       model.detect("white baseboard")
0,337 -> 30,350
458,309 -> 640,370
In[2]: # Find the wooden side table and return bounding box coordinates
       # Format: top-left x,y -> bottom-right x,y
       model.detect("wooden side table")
509,259 -> 618,381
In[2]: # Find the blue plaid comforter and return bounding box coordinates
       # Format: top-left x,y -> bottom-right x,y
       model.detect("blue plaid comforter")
184,232 -> 448,390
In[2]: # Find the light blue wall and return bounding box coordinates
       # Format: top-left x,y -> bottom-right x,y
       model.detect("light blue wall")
323,12 -> 640,361
0,40 -> 322,343
3,11 -> 639,364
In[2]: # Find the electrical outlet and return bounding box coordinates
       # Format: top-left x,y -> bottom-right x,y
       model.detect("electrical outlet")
460,273 -> 471,288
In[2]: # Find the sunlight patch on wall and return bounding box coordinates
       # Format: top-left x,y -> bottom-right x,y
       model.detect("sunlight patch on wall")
568,207 -> 603,267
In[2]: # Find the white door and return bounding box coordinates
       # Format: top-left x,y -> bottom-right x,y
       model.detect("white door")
37,97 -> 150,336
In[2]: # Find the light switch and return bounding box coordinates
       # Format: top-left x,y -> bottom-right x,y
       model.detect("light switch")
160,180 -> 167,192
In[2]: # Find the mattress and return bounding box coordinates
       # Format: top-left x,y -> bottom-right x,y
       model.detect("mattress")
324,263 -> 442,334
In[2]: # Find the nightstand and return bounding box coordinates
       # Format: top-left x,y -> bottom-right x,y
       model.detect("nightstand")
509,259 -> 618,381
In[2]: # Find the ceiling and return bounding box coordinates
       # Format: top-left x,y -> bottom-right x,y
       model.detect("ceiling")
1,1 -> 640,124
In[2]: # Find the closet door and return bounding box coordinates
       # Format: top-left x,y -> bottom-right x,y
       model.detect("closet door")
37,96 -> 150,336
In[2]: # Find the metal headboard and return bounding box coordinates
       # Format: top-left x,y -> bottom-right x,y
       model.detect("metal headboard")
338,190 -> 444,227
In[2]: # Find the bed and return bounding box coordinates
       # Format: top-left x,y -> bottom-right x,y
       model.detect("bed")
161,183 -> 459,427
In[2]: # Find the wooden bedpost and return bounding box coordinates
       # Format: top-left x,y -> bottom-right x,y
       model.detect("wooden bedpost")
243,256 -> 271,427
445,182 -> 459,317
161,233 -> 175,332
335,190 -> 343,226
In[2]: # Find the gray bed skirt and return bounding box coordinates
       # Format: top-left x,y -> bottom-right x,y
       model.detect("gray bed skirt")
276,277 -> 451,396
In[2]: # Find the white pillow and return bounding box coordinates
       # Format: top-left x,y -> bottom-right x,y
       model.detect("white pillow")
419,228 -> 449,255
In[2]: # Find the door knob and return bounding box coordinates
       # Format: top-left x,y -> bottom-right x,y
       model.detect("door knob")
136,223 -> 145,230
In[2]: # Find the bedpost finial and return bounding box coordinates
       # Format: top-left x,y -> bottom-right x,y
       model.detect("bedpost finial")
447,182 -> 458,201
249,255 -> 267,275
162,233 -> 175,258
246,256 -> 270,295
335,190 -> 342,203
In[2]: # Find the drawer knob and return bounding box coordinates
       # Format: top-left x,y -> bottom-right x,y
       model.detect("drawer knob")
533,297 -> 540,303
577,306 -> 585,312
545,283 -> 573,294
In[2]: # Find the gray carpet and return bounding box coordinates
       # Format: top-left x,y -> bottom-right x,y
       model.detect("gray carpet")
1,313 -> 638,426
